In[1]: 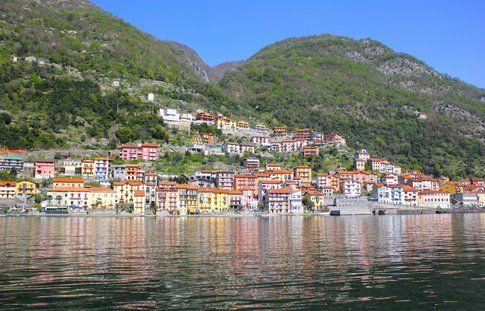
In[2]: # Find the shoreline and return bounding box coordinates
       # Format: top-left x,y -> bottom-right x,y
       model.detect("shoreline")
2,209 -> 484,218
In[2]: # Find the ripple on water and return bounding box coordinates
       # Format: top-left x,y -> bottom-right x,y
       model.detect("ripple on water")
0,214 -> 484,309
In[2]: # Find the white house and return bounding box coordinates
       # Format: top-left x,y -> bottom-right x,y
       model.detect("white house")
289,189 -> 304,214
343,179 -> 361,197
371,184 -> 404,205
159,108 -> 180,122
250,136 -> 271,147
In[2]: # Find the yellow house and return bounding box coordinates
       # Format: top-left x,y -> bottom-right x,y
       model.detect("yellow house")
307,190 -> 326,210
197,188 -> 215,213
216,117 -> 237,131
53,177 -> 85,188
88,187 -> 116,210
176,184 -> 198,215
15,181 -> 37,196
133,190 -> 146,214
440,182 -> 458,195
113,180 -> 144,210
213,188 -> 230,211
81,159 -> 95,179
197,188 -> 232,213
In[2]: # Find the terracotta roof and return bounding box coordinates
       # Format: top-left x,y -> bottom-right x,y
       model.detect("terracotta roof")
89,187 -> 115,193
134,190 -> 145,197
0,181 -> 16,187
267,187 -> 292,194
0,149 -> 26,154
176,184 -> 198,190
50,187 -> 90,192
270,169 -> 293,174
402,185 -> 418,192
113,180 -> 142,187
213,188 -> 243,195
53,177 -> 84,183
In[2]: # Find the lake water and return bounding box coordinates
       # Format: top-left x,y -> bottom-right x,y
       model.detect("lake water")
0,215 -> 484,309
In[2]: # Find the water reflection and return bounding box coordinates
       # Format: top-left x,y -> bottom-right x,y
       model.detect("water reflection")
0,215 -> 484,309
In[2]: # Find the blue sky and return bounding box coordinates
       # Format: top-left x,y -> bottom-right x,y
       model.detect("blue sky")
91,0 -> 485,88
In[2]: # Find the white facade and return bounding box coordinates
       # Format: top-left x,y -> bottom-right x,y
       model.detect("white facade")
418,191 -> 451,209
180,113 -> 194,122
289,190 -> 304,214
225,143 -> 241,154
343,179 -> 361,197
159,108 -> 180,122
250,136 -> 270,147
381,173 -> 399,186
371,184 -> 404,205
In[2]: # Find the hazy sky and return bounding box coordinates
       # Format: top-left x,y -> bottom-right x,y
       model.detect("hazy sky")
91,0 -> 485,88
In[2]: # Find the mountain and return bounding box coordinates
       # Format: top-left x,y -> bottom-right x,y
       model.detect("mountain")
0,0 -> 243,150
208,61 -> 244,83
0,0 -> 211,82
0,1 -> 483,178
218,35 -> 485,177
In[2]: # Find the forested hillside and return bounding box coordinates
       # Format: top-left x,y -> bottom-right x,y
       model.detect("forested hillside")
0,0 -> 241,149
219,35 -> 485,177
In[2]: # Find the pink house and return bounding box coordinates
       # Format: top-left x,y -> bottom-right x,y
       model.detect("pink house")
34,160 -> 55,179
120,143 -> 159,161
141,144 -> 159,160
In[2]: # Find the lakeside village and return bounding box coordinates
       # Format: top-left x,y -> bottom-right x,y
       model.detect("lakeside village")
0,106 -> 484,216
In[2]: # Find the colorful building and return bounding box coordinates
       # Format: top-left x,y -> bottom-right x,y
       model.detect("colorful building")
417,190 -> 451,209
294,166 -> 312,186
176,184 -> 198,215
303,145 -> 320,157
34,160 -> 55,179
53,177 -> 84,188
120,143 -> 159,161
88,187 -> 117,210
15,180 -> 37,196
0,181 -> 17,199
81,159 -> 95,179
